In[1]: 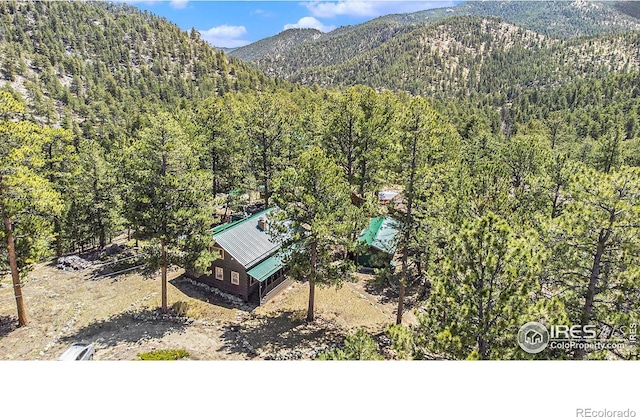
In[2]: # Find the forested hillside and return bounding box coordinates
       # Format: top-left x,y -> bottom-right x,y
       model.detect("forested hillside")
234,0 -> 640,108
230,6 -> 640,165
387,0 -> 640,38
242,15 -> 640,99
1,1 -> 639,360
0,0 -> 277,137
229,18 -> 419,70
613,1 -> 640,19
229,28 -> 323,62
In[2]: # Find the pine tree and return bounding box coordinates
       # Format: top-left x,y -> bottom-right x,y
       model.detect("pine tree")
0,91 -> 64,326
194,96 -> 234,197
316,329 -> 383,360
271,145 -> 357,322
548,165 -> 640,359
417,213 -> 545,360
237,92 -> 293,208
40,125 -> 77,256
391,96 -> 460,324
322,87 -> 364,190
66,139 -> 121,251
123,111 -> 215,313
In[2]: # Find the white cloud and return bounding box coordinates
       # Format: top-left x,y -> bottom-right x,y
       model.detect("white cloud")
169,0 -> 188,9
251,9 -> 276,18
303,1 -> 376,18
199,25 -> 250,48
303,1 -> 456,19
283,16 -> 336,32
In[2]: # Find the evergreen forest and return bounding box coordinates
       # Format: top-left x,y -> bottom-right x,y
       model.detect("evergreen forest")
1,0 -> 639,361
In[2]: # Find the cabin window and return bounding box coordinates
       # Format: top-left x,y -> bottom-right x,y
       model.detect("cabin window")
231,271 -> 240,285
213,247 -> 224,260
215,267 -> 224,281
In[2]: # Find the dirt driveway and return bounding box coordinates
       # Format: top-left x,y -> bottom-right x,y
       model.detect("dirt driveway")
0,263 -> 412,360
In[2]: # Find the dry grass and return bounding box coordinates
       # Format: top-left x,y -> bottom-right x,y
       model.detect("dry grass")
149,285 -> 238,323
1,262 -> 397,360
171,298 -> 236,322
258,281 -> 393,331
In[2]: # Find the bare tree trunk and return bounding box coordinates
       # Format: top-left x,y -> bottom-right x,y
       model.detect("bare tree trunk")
396,216 -> 412,324
4,215 -> 28,326
161,238 -> 168,314
346,118 -> 355,183
396,126 -> 418,325
262,140 -> 270,208
211,144 -> 218,197
161,132 -> 168,314
47,144 -> 63,258
551,183 -> 562,219
307,241 -> 317,322
93,164 -> 106,249
54,218 -> 62,257
575,228 -> 609,360
358,160 -> 367,198
396,276 -> 405,325
478,337 -> 489,360
99,222 -> 106,249
477,290 -> 488,360
222,192 -> 231,223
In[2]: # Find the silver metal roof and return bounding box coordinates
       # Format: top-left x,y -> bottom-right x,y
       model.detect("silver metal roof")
214,208 -> 281,268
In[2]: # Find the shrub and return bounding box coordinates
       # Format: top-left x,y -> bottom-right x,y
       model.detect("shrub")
171,300 -> 189,316
317,329 -> 383,360
137,349 -> 190,360
170,300 -> 207,319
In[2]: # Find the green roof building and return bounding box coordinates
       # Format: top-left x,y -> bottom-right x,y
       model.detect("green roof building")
357,217 -> 401,268
190,208 -> 290,304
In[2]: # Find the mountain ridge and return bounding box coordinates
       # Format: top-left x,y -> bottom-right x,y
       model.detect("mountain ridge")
229,28 -> 323,62
384,0 -> 640,38
229,2 -> 640,100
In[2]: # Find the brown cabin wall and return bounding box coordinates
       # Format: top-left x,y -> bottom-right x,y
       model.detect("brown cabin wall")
194,244 -> 252,301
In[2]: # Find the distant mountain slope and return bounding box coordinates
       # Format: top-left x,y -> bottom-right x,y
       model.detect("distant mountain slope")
613,1 -> 640,20
301,17 -> 640,97
386,0 -> 640,39
234,1 -> 640,91
229,28 -> 322,62
244,19 -> 421,79
292,17 -> 557,93
232,2 -> 640,99
0,1 -> 274,132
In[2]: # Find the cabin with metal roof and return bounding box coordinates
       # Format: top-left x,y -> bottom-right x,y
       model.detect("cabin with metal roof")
191,208 -> 290,304
357,216 -> 401,268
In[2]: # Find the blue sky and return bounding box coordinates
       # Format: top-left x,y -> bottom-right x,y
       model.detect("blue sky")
121,1 -> 458,48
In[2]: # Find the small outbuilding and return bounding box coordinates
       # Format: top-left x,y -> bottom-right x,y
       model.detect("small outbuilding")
378,190 -> 400,203
356,216 -> 401,269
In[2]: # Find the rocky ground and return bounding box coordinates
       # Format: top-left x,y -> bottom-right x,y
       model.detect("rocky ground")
0,258 -> 420,361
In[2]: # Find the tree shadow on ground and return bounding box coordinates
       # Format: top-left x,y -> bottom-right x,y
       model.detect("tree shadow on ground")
60,308 -> 188,348
0,315 -> 18,338
362,272 -> 428,307
218,310 -> 344,358
169,275 -> 257,312
361,273 -> 399,304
